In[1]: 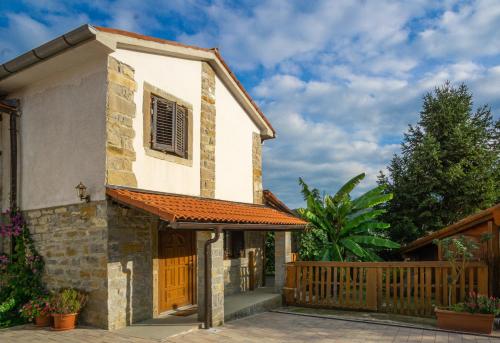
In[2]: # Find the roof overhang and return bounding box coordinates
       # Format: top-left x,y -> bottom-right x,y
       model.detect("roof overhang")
401,204 -> 500,254
0,24 -> 275,140
106,186 -> 307,231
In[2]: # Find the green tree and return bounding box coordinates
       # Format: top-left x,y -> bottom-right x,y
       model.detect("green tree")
379,82 -> 500,245
297,173 -> 399,261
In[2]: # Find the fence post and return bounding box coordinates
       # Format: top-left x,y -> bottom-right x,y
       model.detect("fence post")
366,268 -> 377,310
477,265 -> 489,296
283,263 -> 297,305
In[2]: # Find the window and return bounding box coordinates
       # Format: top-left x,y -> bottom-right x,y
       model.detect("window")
151,94 -> 187,158
224,231 -> 245,259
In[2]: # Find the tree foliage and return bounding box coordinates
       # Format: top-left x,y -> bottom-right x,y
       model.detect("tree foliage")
297,173 -> 399,261
379,82 -> 500,245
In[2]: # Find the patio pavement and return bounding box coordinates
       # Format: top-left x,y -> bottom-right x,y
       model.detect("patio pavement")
1,311 -> 499,342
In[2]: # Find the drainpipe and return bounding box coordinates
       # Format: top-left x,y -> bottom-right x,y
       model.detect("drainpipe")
0,99 -> 19,254
204,226 -> 222,329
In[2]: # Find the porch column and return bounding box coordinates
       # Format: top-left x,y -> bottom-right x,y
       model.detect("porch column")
196,231 -> 224,326
274,231 -> 292,292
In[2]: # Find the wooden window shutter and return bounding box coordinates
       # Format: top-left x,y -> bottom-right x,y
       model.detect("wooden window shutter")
151,95 -> 175,152
174,105 -> 187,157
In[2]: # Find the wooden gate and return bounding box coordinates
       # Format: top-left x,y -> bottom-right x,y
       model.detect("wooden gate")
284,261 -> 489,316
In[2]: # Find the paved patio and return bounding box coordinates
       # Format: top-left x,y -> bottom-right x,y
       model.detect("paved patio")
1,311 -> 498,342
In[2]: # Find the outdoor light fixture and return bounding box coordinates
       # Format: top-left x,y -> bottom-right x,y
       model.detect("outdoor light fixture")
75,182 -> 90,202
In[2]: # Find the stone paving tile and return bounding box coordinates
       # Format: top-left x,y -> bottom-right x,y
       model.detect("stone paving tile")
1,312 -> 499,343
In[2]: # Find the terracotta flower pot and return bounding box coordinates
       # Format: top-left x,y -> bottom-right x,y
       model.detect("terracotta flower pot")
435,308 -> 495,334
34,314 -> 51,327
51,313 -> 78,331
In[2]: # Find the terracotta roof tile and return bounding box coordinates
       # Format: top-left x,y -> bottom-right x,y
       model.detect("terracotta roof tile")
106,187 -> 306,226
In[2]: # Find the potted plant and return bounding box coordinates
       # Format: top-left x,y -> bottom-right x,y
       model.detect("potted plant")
433,234 -> 494,334
435,291 -> 500,334
19,295 -> 51,327
50,288 -> 88,331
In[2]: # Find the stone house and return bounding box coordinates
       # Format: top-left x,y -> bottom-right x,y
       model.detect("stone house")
0,25 -> 306,330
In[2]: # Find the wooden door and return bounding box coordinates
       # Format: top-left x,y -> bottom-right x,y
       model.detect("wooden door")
158,230 -> 196,313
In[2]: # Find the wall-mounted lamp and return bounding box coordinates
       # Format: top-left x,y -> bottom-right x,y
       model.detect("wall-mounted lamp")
75,182 -> 91,202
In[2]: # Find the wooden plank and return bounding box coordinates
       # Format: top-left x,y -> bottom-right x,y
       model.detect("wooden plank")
333,267 -> 338,304
385,268 -> 390,312
353,267 -> 358,306
435,267 -> 441,307
377,267 -> 383,311
326,266 -> 332,305
413,267 -> 419,316
314,265 -> 319,304
295,264 -> 301,304
425,267 -> 432,315
366,268 -> 377,310
451,267 -> 457,305
339,268 -> 344,306
399,267 -> 404,314
294,261 -> 487,268
392,268 -> 398,313
443,268 -> 449,307
477,266 -> 488,295
346,267 -> 351,307
284,264 -> 297,305
419,267 -> 425,316
319,266 -> 324,304
460,266 -> 466,302
301,266 -> 307,304
405,267 -> 411,315
468,267 -> 474,296
308,265 -> 313,304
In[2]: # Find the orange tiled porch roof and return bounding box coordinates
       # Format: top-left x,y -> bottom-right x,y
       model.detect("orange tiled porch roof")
106,187 -> 307,227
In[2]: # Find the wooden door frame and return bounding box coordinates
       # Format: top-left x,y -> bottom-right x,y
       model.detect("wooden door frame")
155,228 -> 197,314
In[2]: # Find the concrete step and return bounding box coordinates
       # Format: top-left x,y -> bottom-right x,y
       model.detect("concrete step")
224,287 -> 283,322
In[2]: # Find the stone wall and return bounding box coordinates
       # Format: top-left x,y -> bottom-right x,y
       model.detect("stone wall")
200,62 -> 216,198
106,201 -> 157,330
252,132 -> 263,205
223,258 -> 250,296
24,201 -> 109,328
196,231 -> 224,326
106,56 -> 137,188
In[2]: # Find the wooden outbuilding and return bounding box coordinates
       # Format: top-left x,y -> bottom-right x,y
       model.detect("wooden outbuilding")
401,204 -> 500,296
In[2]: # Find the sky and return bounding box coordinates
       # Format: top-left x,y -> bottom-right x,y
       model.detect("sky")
1,0 -> 499,208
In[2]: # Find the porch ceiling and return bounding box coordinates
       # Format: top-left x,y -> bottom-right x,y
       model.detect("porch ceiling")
106,186 -> 307,229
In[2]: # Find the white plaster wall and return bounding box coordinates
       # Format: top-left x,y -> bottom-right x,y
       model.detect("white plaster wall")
215,75 -> 259,203
2,57 -> 108,210
110,50 -> 202,196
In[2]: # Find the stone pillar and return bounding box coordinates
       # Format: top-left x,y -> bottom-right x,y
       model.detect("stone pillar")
196,231 -> 224,326
200,62 -> 216,198
275,231 -> 292,292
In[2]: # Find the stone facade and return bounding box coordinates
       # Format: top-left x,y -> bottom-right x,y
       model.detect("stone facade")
196,231 -> 224,326
274,231 -> 292,292
223,258 -> 250,296
200,62 -> 216,198
24,201 -> 109,328
252,132 -> 263,205
106,201 -> 158,330
106,56 -> 137,188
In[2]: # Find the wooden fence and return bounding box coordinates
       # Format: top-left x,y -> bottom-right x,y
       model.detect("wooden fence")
284,261 -> 489,316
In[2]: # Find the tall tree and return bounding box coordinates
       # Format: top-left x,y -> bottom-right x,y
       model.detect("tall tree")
379,82 -> 500,245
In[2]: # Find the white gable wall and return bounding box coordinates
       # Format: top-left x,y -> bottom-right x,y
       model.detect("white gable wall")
215,74 -> 259,203
110,49 -> 202,196
2,56 -> 108,210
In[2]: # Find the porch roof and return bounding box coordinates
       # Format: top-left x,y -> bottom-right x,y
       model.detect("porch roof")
106,187 -> 307,229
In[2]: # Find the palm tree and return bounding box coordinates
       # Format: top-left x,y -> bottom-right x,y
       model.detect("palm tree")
298,173 -> 400,261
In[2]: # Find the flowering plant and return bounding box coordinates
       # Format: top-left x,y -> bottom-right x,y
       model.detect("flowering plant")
451,291 -> 500,315
50,289 -> 88,315
19,296 -> 51,321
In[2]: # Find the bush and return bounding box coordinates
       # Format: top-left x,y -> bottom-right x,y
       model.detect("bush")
19,295 -> 51,321
451,291 -> 500,315
0,210 -> 45,327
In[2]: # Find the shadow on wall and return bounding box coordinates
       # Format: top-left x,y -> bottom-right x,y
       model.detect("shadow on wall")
107,202 -> 157,328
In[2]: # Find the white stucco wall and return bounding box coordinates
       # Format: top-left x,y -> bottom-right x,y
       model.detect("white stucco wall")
110,50 -> 202,196
2,57 -> 108,210
215,75 -> 260,203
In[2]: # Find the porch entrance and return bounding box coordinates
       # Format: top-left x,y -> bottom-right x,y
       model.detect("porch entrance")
158,230 -> 196,313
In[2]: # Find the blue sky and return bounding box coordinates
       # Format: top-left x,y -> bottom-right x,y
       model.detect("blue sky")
1,0 -> 499,208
